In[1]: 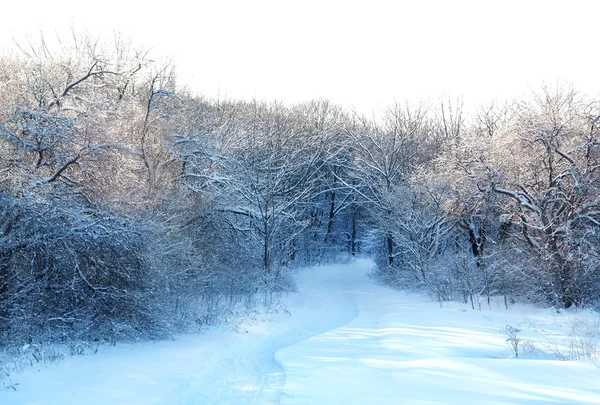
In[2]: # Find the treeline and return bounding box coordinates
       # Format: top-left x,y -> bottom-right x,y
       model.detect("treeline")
373,90 -> 600,310
0,34 -> 599,346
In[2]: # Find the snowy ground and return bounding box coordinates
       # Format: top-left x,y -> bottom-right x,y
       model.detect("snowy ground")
2,259 -> 600,404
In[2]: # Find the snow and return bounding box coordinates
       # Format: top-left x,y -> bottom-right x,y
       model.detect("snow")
2,258 -> 600,404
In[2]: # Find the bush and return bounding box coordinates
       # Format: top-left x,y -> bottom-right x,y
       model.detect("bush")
0,192 -> 165,345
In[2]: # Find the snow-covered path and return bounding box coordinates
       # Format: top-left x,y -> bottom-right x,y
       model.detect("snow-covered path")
3,259 -> 600,404
173,260 -> 360,405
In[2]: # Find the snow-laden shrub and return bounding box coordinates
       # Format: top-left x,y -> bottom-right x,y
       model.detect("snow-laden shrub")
0,192 -> 166,345
144,194 -> 298,334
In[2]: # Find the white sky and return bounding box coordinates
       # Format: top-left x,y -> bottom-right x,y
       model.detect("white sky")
1,0 -> 598,114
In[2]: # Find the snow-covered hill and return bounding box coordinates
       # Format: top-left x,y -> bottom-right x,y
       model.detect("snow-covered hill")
2,259 -> 600,404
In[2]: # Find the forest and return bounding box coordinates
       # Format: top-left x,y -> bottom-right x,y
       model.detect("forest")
1,34 -> 599,348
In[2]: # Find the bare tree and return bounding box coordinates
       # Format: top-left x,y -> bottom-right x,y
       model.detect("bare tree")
437,96 -> 465,142
345,103 -> 432,265
483,87 -> 600,307
0,32 -> 152,201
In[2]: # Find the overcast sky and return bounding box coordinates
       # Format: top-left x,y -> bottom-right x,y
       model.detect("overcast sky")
1,0 -> 598,114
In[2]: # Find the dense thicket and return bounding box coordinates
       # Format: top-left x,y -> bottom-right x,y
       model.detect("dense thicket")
0,194 -> 160,343
0,34 -> 599,346
375,90 -> 600,310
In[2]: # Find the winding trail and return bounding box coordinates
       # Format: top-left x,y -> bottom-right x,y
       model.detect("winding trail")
173,260 -> 363,405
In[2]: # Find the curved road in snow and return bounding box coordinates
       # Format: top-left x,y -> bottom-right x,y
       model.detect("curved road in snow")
173,260 -> 363,405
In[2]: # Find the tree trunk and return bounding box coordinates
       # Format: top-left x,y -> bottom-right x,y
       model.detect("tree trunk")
351,212 -> 357,255
263,238 -> 270,272
326,189 -> 336,236
326,170 -> 338,237
386,231 -> 394,266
